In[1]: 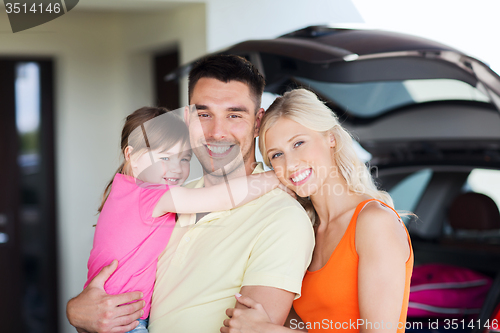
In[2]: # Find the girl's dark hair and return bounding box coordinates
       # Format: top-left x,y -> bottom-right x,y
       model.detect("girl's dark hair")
98,106 -> 189,213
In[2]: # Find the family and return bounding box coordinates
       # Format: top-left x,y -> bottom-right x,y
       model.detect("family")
66,54 -> 414,333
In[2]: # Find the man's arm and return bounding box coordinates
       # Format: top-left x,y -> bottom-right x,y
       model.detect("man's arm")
233,203 -> 314,325
66,260 -> 144,333
222,295 -> 307,333
236,286 -> 294,325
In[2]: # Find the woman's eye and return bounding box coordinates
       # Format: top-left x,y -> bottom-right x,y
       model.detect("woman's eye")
160,157 -> 169,161
181,158 -> 190,162
294,141 -> 304,148
271,152 -> 282,159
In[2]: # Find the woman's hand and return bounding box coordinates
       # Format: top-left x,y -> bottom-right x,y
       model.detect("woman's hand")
221,294 -> 272,333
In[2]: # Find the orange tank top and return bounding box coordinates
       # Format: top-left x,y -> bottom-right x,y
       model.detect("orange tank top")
293,199 -> 414,332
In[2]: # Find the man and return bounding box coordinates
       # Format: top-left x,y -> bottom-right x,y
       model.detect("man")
67,55 -> 315,333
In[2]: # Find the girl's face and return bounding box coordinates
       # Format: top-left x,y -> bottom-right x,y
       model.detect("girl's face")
264,117 -> 336,198
129,141 -> 192,186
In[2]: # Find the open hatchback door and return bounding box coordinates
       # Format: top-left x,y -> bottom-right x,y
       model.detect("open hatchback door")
169,25 -> 500,169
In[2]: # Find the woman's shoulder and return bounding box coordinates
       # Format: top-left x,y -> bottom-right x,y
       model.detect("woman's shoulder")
355,200 -> 410,259
357,200 -> 401,226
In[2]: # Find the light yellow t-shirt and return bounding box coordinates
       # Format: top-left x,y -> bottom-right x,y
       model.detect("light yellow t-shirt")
149,163 -> 315,333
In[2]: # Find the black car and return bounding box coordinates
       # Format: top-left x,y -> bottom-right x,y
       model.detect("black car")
168,25 -> 500,331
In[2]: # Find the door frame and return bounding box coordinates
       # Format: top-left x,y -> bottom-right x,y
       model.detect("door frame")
0,57 -> 58,332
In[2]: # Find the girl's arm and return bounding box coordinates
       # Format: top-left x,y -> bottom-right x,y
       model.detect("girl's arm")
356,202 -> 411,332
220,295 -> 306,333
153,171 -> 280,216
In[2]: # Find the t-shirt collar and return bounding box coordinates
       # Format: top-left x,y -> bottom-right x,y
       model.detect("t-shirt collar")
178,162 -> 265,227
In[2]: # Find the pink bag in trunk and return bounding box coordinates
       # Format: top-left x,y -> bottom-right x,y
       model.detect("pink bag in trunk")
408,264 -> 492,317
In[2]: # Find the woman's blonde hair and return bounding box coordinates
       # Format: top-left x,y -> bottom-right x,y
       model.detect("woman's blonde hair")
259,89 -> 393,223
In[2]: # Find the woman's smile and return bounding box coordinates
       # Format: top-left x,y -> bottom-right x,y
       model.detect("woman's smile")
290,168 -> 312,185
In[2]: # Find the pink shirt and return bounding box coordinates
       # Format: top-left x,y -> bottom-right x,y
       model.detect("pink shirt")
85,173 -> 175,319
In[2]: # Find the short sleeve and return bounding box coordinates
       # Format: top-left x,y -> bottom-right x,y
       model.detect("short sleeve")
242,207 -> 315,299
138,184 -> 171,223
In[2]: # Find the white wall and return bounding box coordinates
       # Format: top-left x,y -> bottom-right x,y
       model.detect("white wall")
121,3 -> 207,108
0,1 -> 363,331
0,11 -> 126,332
206,0 -> 363,52
0,5 -> 206,332
351,0 -> 500,74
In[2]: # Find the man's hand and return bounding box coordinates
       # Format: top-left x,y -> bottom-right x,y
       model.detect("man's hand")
66,260 -> 145,333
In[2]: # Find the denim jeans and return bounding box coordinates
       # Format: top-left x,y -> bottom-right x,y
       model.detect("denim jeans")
126,318 -> 148,333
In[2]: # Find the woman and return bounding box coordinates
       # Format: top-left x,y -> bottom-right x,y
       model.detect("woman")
221,89 -> 413,332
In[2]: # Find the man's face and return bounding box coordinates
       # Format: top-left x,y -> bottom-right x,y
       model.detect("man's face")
188,78 -> 264,180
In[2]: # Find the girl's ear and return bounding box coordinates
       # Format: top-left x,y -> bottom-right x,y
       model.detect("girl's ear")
124,146 -> 133,161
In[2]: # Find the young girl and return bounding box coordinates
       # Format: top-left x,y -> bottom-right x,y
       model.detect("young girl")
85,106 -> 281,333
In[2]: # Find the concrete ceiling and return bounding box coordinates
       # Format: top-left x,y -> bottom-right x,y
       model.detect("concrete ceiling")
72,0 -> 201,12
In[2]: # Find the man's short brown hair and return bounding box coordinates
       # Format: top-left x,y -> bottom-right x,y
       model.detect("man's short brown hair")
188,54 -> 265,110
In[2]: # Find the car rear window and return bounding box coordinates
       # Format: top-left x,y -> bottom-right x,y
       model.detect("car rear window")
389,169 -> 433,224
296,77 -> 490,118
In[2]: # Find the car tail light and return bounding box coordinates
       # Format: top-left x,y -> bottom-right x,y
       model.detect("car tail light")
484,304 -> 500,333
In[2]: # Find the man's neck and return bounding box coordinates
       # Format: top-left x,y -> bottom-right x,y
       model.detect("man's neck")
202,159 -> 257,187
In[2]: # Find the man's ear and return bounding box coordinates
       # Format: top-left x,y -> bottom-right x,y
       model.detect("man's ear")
254,108 -> 265,138
183,105 -> 191,127
124,146 -> 133,161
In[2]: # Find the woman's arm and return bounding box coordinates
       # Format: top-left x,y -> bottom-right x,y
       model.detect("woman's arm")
221,294 -> 306,333
153,171 -> 280,216
356,203 -> 411,333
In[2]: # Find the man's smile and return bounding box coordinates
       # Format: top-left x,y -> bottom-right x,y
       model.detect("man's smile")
205,144 -> 234,157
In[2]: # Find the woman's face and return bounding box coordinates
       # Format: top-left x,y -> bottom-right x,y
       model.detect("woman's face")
265,117 -> 336,198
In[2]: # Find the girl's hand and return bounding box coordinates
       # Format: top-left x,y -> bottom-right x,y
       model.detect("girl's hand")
277,183 -> 297,199
221,294 -> 272,333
